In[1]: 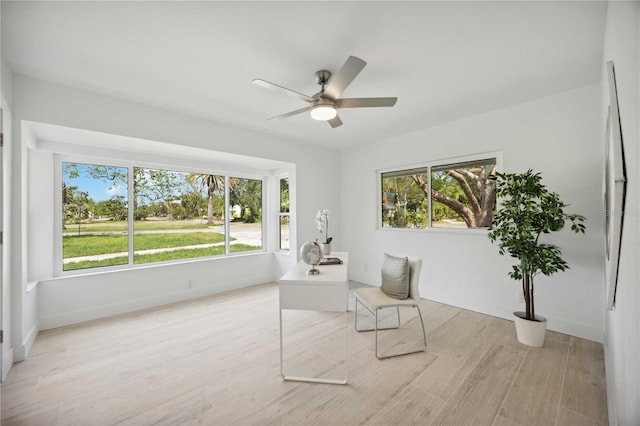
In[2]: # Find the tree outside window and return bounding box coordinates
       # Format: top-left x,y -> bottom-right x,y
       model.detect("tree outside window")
229,177 -> 263,253
381,168 -> 428,229
62,162 -> 129,270
61,161 -> 264,272
381,158 -> 497,229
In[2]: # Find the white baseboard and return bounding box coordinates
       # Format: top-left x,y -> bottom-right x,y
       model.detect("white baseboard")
39,275 -> 271,330
423,289 -> 602,343
13,321 -> 40,362
602,336 -> 618,426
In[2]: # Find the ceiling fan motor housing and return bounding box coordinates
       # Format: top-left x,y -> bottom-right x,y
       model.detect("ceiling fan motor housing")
315,70 -> 332,90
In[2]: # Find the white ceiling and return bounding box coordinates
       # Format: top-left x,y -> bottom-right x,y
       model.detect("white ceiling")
2,1 -> 607,150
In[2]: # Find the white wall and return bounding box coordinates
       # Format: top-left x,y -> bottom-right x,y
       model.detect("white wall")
1,56 -> 15,379
10,75 -> 340,341
602,2 -> 640,424
341,83 -> 604,342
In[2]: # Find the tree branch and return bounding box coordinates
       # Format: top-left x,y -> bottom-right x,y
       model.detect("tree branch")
412,173 -> 476,227
448,169 -> 482,215
431,189 -> 475,227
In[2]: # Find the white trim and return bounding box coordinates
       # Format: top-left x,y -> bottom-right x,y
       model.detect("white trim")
127,164 -> 135,265
26,280 -> 38,293
277,174 -> 291,253
14,321 -> 39,362
377,150 -> 503,176
425,287 -> 602,343
39,276 -> 271,331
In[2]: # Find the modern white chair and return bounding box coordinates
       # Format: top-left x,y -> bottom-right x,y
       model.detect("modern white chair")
354,256 -> 426,359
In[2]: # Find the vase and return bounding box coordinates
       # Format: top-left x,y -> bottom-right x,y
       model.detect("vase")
513,311 -> 547,347
321,243 -> 331,256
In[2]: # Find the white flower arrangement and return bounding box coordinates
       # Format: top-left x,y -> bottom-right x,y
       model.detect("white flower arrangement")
315,209 -> 332,244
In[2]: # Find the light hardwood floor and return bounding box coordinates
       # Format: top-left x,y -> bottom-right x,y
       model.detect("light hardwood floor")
1,282 -> 607,425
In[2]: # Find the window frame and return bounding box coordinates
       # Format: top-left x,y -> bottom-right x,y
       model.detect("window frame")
227,174 -> 265,254
55,154 -> 268,276
277,175 -> 290,252
380,166 -> 430,230
378,152 -> 502,233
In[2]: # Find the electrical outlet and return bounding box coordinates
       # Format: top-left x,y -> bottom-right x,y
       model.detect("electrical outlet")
364,264 -> 368,272
517,290 -> 524,303
186,280 -> 193,289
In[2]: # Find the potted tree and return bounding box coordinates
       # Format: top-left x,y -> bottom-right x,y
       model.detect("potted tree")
488,169 -> 586,347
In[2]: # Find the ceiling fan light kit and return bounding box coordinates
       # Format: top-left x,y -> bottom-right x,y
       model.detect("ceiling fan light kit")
310,101 -> 337,121
253,56 -> 397,128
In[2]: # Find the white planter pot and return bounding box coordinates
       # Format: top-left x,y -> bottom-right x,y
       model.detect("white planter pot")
321,243 -> 331,256
513,311 -> 547,347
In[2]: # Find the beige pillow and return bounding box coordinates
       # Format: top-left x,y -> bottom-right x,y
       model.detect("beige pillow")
380,253 -> 410,299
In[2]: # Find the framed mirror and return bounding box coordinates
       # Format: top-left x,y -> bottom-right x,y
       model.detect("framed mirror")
604,61 -> 626,310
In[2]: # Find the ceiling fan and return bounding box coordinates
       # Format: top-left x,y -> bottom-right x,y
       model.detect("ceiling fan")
253,56 -> 397,128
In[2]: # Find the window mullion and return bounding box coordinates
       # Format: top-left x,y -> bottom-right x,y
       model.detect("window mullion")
128,165 -> 134,265
427,166 -> 433,227
224,175 -> 230,255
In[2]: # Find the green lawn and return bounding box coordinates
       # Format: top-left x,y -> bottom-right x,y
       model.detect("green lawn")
63,244 -> 260,271
63,232 -> 227,258
62,218 -> 260,271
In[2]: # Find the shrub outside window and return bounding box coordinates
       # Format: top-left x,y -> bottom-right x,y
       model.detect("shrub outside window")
381,158 -> 497,229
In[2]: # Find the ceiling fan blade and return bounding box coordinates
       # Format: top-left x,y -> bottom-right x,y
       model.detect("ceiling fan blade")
336,97 -> 398,108
327,115 -> 343,128
253,79 -> 315,103
323,56 -> 367,100
268,106 -> 310,121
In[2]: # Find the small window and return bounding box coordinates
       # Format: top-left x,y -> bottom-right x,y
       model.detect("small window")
380,157 -> 497,230
133,169 -> 227,265
381,168 -> 428,229
62,162 -> 129,271
431,159 -> 496,229
279,177 -> 290,251
229,177 -> 263,253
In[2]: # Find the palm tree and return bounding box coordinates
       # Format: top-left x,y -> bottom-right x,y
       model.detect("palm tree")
187,174 -> 223,224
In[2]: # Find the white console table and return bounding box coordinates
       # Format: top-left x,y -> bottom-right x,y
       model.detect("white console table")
278,252 -> 349,385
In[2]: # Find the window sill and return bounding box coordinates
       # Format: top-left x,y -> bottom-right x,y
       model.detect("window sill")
378,226 -> 490,236
26,281 -> 39,293
54,250 -> 270,279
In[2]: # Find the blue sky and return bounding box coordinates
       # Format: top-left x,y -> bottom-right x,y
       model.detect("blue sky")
63,162 -> 199,203
82,179 -> 126,202
63,162 -> 127,202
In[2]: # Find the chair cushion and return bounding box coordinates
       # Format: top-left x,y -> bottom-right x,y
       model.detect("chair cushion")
380,253 -> 410,299
355,287 -> 419,310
